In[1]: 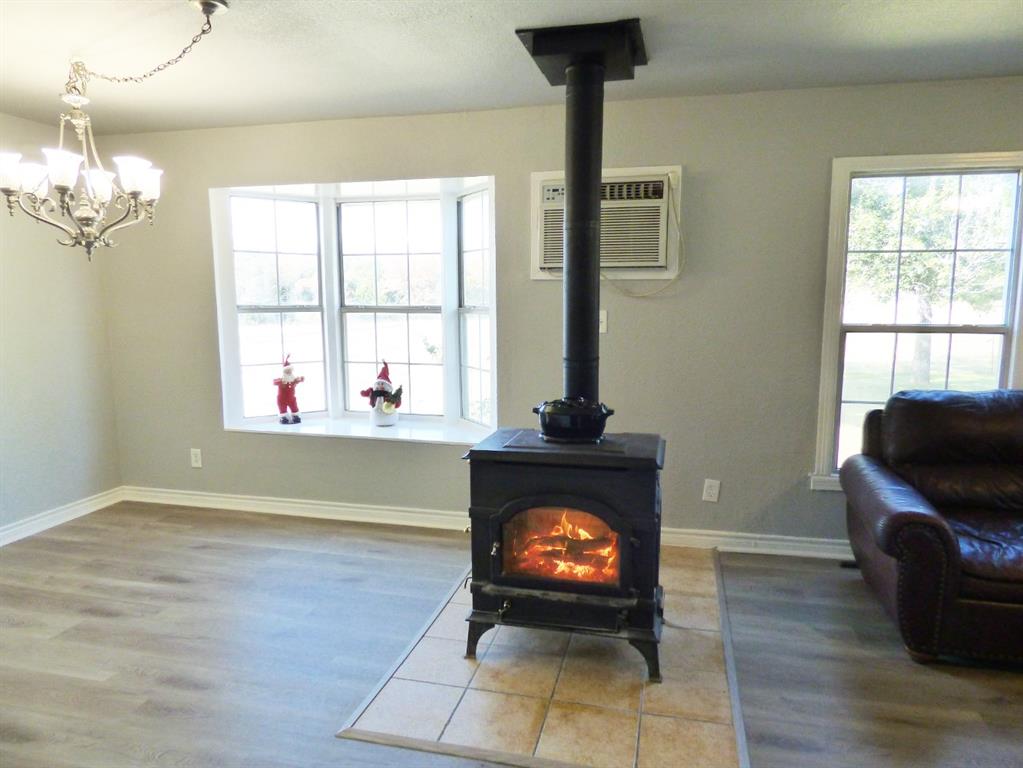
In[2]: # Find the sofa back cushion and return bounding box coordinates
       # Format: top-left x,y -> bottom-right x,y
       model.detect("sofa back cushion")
883,390 -> 1023,512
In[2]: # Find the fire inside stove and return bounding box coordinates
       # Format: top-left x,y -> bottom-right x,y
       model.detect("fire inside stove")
502,507 -> 620,585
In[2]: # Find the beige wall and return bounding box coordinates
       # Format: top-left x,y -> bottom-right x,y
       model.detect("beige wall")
93,76 -> 1022,539
0,113 -> 122,526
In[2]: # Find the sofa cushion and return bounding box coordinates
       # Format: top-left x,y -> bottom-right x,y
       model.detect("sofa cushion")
943,509 -> 1023,602
894,464 -> 1023,512
883,389 -> 1023,466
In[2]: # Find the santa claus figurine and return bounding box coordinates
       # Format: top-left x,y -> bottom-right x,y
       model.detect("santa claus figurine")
273,356 -> 305,424
360,361 -> 402,426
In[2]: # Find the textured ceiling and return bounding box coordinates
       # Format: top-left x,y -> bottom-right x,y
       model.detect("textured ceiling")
1,0 -> 1021,135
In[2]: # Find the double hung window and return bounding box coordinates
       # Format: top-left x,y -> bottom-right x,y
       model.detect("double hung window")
814,154 -> 1023,485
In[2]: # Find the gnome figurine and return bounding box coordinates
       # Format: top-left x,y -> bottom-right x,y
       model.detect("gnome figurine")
360,361 -> 403,427
273,356 -> 305,424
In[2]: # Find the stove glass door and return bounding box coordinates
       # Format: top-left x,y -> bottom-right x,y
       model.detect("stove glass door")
502,506 -> 620,586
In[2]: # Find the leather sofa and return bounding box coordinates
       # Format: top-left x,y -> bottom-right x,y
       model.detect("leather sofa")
840,389 -> 1023,664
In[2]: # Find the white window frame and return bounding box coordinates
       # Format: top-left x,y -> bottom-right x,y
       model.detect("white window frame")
210,179 -> 497,446
811,152 -> 1023,491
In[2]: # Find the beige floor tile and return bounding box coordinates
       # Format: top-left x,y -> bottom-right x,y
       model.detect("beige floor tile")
660,563 -> 718,597
427,602 -> 492,645
659,626 -> 725,674
664,593 -> 721,632
355,678 -> 463,742
491,624 -> 571,655
470,643 -> 564,698
555,640 -> 646,711
395,636 -> 481,687
660,546 -> 715,569
643,669 -> 732,723
440,689 -> 547,755
638,713 -> 738,768
449,579 -> 473,606
535,701 -> 639,768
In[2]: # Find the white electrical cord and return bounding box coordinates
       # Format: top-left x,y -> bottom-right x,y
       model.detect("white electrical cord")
600,173 -> 687,298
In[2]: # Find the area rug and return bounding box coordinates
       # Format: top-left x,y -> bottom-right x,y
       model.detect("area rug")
338,547 -> 749,768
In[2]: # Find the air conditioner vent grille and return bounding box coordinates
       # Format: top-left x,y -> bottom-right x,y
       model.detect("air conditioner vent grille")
541,206 -> 666,269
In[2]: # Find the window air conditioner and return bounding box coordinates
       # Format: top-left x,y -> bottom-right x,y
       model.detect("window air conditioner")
530,166 -> 681,281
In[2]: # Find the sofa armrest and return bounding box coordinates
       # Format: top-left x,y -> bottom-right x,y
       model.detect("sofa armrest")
840,454 -> 961,564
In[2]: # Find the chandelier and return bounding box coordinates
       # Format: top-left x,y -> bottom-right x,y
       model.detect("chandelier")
0,0 -> 229,260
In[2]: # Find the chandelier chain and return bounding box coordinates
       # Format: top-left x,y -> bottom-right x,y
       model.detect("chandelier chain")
81,16 -> 213,86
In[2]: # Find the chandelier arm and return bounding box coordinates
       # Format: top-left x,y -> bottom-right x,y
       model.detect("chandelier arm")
15,195 -> 80,240
96,197 -> 142,240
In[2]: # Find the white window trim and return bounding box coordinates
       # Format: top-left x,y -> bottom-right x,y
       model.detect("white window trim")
209,180 -> 497,446
811,151 -> 1023,491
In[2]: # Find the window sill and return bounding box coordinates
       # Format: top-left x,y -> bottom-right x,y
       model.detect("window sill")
225,414 -> 493,446
809,474 -> 843,492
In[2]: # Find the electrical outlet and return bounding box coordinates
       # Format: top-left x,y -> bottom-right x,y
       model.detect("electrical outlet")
190,448 -> 202,469
702,478 -> 720,503
599,310 -> 608,334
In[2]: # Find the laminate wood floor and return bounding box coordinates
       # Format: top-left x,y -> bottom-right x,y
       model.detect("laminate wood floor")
719,553 -> 1023,768
0,502 -> 500,768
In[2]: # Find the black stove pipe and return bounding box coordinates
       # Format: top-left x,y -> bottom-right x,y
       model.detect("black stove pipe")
563,60 -> 604,403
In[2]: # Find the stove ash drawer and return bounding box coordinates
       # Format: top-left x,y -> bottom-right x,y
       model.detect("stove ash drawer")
493,595 -> 621,632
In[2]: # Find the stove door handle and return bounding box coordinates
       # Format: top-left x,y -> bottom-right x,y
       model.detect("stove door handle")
499,600 -> 512,618
491,541 -> 501,557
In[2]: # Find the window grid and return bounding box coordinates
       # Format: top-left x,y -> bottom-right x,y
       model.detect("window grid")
833,170 -> 1020,468
230,195 -> 326,418
338,199 -> 444,415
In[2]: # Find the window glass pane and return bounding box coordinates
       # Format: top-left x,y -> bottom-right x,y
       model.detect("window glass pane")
957,173 -> 1018,250
479,315 -> 491,371
892,333 -> 950,391
234,251 -> 278,306
951,251 -> 1011,325
843,252 -> 897,324
841,333 -> 895,402
479,369 -> 492,424
293,361 -> 326,413
344,312 -> 376,362
241,363 -> 281,417
462,249 -> 485,307
848,177 -> 902,252
947,334 -> 1003,390
278,252 -> 319,306
462,366 -> 482,422
409,364 -> 444,415
340,203 -> 374,254
343,254 -> 376,305
376,313 -> 409,363
409,313 -> 443,364
409,252 -> 441,306
231,197 -> 275,252
282,312 -> 323,363
461,312 -> 480,367
836,402 -> 880,467
374,201 -> 407,254
376,252 -> 409,305
238,313 -> 281,365
895,252 -> 953,324
901,175 -> 959,250
345,362 -> 376,411
408,200 -> 441,253
275,200 -> 318,254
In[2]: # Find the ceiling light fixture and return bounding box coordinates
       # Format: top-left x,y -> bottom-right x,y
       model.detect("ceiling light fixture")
0,0 -> 229,260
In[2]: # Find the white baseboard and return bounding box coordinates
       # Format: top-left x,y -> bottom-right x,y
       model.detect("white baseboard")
0,486 -> 126,547
660,527 -> 853,560
120,485 -> 467,531
3,484 -> 853,561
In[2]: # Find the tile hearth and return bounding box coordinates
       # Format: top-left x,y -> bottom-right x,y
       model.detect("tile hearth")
341,547 -> 741,768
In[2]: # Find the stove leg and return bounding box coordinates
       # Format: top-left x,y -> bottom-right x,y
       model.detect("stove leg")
629,639 -> 661,683
466,620 -> 494,659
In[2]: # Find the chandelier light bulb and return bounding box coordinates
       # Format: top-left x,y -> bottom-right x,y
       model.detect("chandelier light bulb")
0,152 -> 21,191
41,148 -> 84,189
84,169 -> 116,204
112,155 -> 152,195
18,162 -> 49,197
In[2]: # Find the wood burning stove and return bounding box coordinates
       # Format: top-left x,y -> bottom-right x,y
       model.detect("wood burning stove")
466,429 -> 665,680
465,19 -> 664,680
